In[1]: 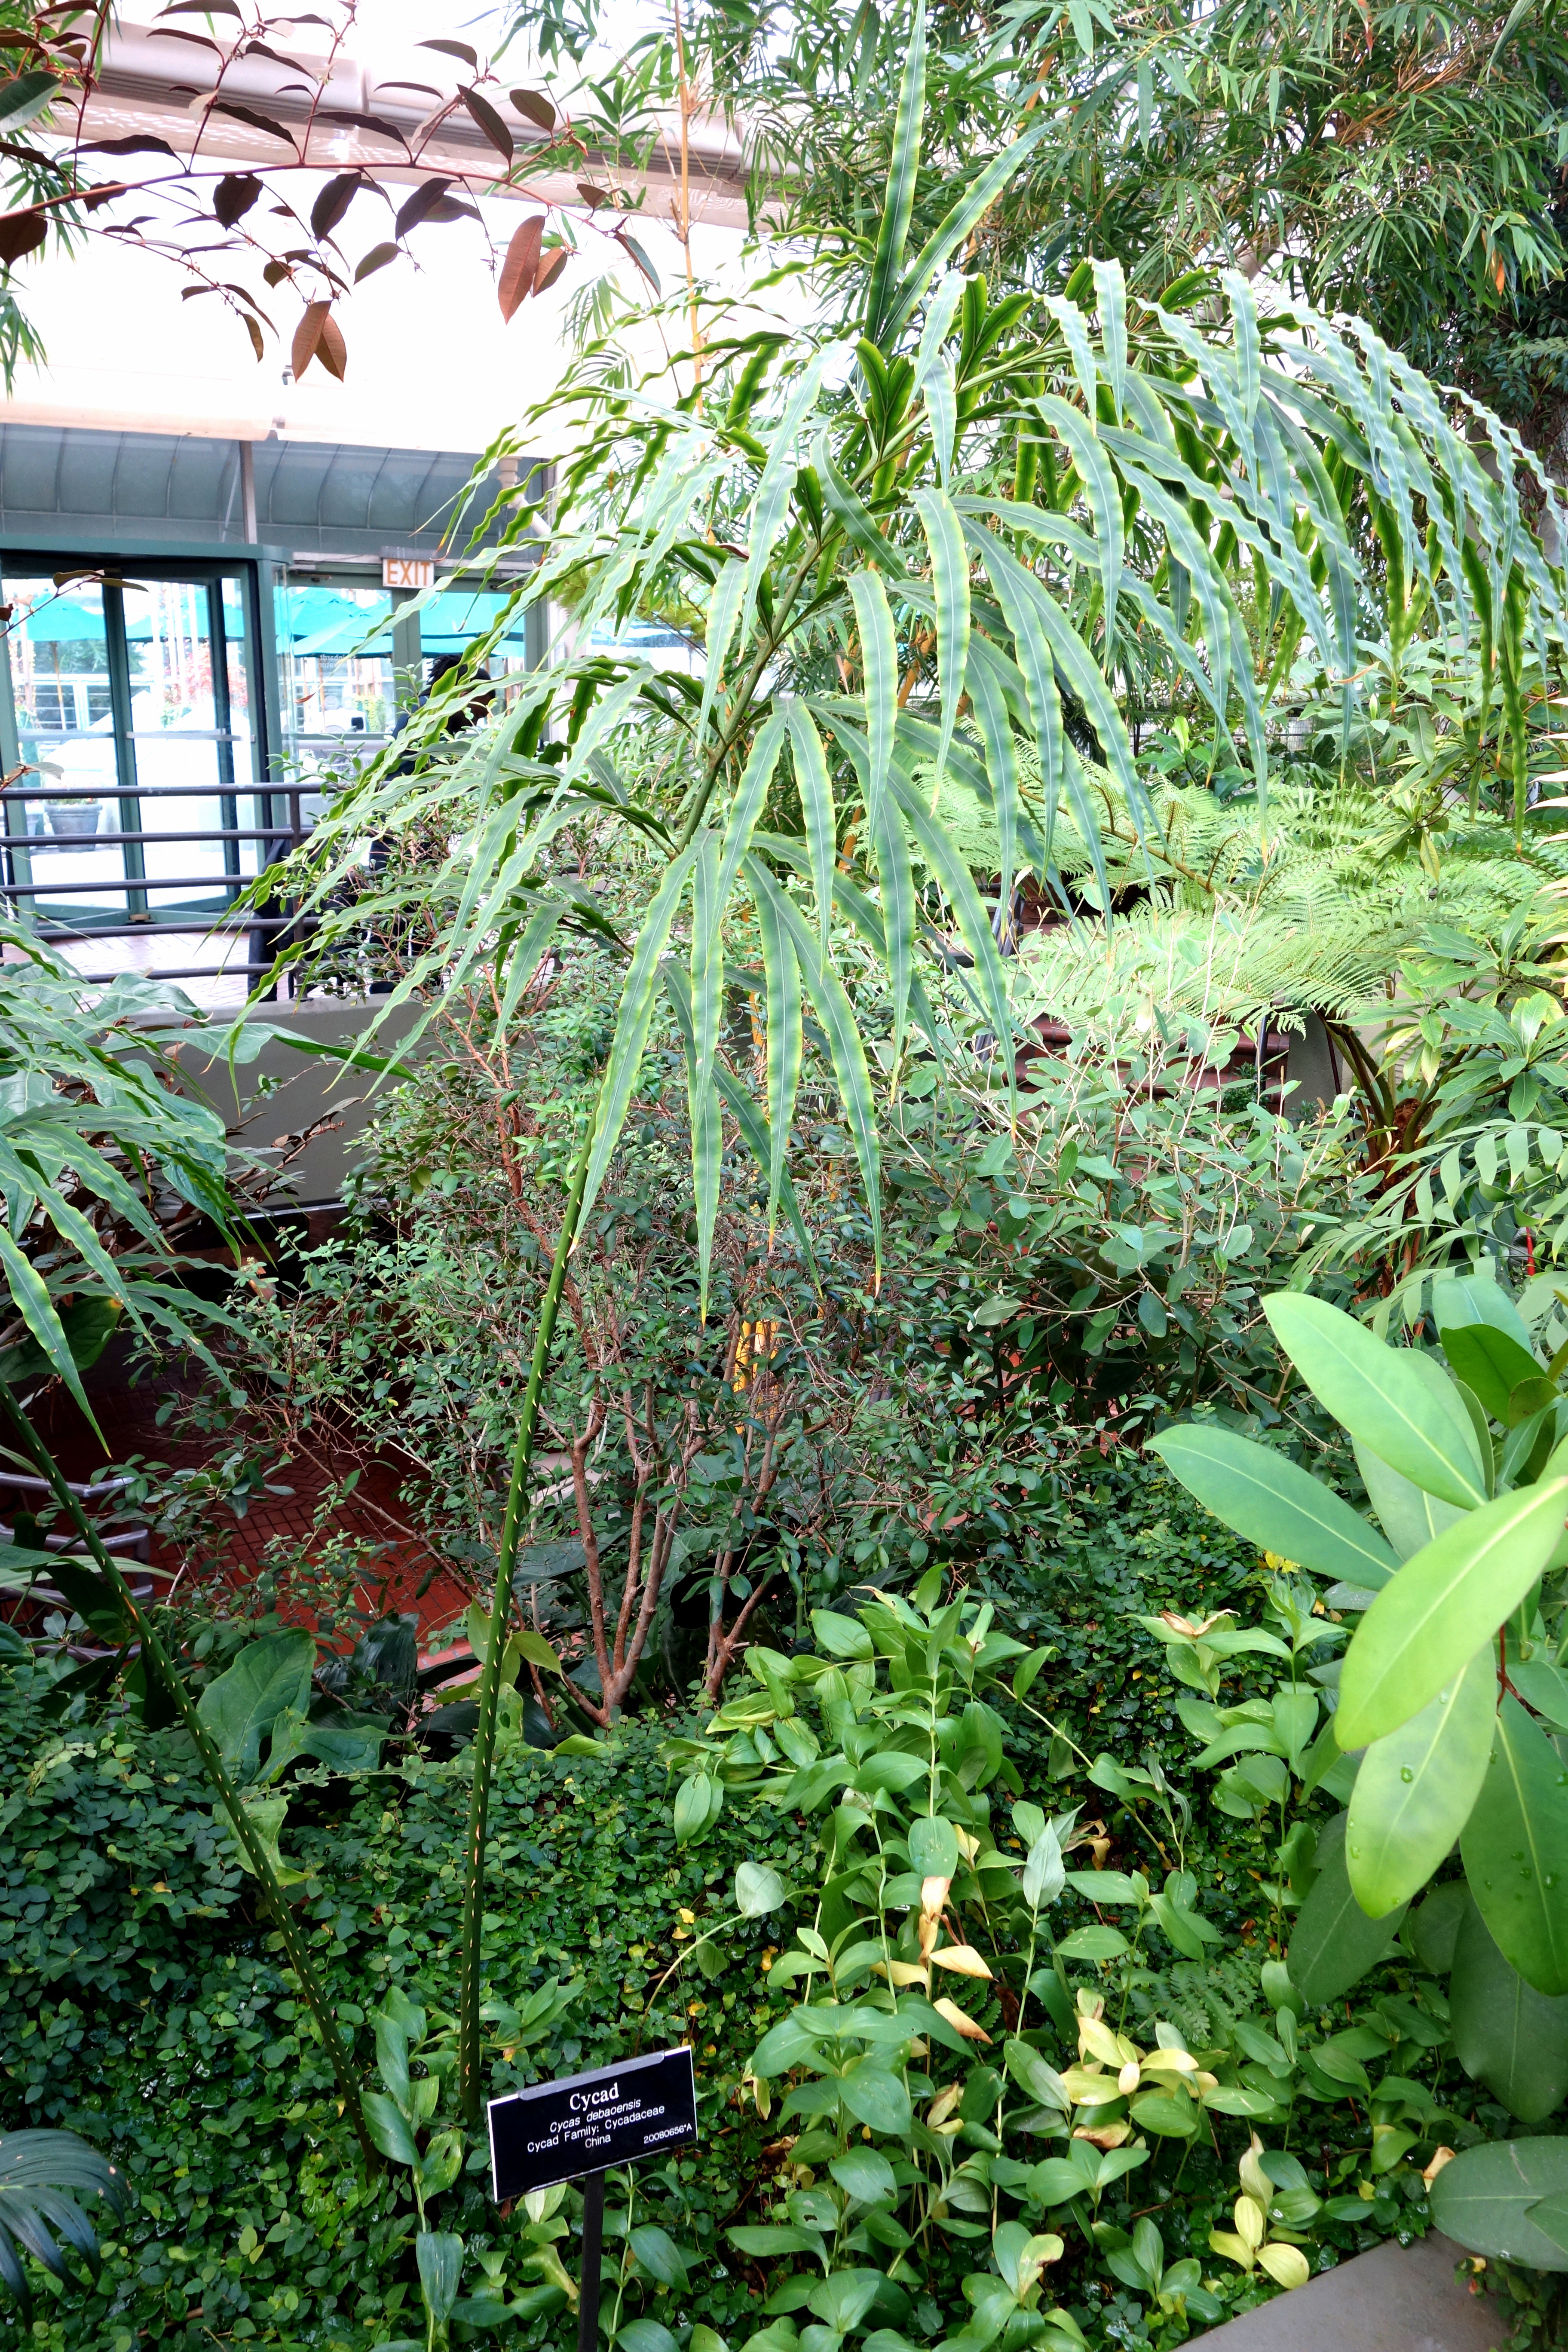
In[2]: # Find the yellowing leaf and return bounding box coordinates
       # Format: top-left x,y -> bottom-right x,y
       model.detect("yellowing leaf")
933,1995 -> 992,2042
931,1944 -> 993,1979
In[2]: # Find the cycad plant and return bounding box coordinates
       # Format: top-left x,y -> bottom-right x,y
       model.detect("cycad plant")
263,0 -> 1568,2125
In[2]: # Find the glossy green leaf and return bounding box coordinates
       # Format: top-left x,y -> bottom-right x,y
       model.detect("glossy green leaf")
839,2065 -> 912,2137
1449,1896 -> 1568,2124
1345,1644 -> 1494,1915
1264,1294 -> 1486,1509
1461,1694 -> 1568,1994
1431,2135 -> 1568,2268
1055,1925 -> 1130,1960
1149,1424 -> 1397,1588
1407,1879 -> 1467,1975
1433,1272 -> 1536,1357
1354,1438 -> 1466,1561
1438,1323 -> 1543,1423
908,1816 -> 959,1878
1338,1479 -> 1568,1746
736,1862 -> 785,1918
196,1631 -> 315,1785
1286,1811 -> 1406,2005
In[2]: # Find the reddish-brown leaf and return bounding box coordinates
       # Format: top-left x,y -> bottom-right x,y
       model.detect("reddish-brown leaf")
394,177 -> 453,239
462,87 -> 512,163
419,36 -> 478,66
309,169 -> 362,242
498,212 -> 543,319
576,181 -> 610,208
354,240 -> 398,282
207,98 -> 299,150
291,299 -> 331,378
317,309 -> 346,380
533,244 -> 569,295
80,132 -> 179,157
214,169 -> 262,226
0,207 -> 46,265
242,313 -> 263,362
510,87 -> 555,132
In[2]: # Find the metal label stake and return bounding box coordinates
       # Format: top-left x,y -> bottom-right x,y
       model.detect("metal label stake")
577,2171 -> 606,2352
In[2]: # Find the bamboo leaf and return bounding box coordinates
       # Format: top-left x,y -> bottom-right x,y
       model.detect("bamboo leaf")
914,271 -> 966,481
753,865 -> 882,1273
743,343 -> 846,643
884,119 -> 1048,344
695,555 -> 746,751
1091,257 -> 1127,422
752,882 -> 803,1241
689,833 -> 723,1319
912,486 -> 971,795
864,0 -> 925,339
0,1226 -> 96,1430
1035,391 -> 1121,654
848,569 -> 898,835
784,699 -> 836,962
579,846 -> 698,1230
661,963 -> 817,1280
889,772 -> 1014,1090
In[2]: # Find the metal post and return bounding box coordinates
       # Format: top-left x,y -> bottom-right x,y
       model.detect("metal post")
577,2172 -> 604,2352
239,438 -> 258,544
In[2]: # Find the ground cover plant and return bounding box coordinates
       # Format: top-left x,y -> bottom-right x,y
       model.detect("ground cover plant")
6,1464 -> 1550,2352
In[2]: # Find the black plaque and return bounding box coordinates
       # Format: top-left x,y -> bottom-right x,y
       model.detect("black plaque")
488,2046 -> 698,2201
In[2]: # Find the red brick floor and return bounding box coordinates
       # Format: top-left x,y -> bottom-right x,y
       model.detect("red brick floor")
14,1356 -> 475,1662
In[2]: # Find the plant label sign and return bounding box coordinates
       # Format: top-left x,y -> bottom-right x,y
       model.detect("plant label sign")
488,2045 -> 698,2200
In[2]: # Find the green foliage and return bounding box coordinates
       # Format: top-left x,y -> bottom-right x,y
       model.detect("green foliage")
0,2131 -> 126,2320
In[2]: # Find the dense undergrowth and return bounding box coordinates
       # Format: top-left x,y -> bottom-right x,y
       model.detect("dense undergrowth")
1,1466 -> 1537,2352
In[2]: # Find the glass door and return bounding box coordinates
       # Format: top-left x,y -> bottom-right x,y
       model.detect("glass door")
0,562 -> 272,974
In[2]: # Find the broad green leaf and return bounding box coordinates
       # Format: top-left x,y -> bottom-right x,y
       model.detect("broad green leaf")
196,1630 -> 316,1784
1055,1925 -> 1130,1960
726,2224 -> 824,2260
416,2233 -> 464,2326
736,1861 -> 784,1917
364,2090 -> 420,2168
1286,1812 -> 1406,2005
1407,1879 -> 1467,1974
863,0 -> 925,338
908,1815 -> 958,1877
630,2225 -> 689,2290
1338,1479 -> 1568,1746
839,2065 -> 912,2136
673,1772 -> 720,1844
578,845 -> 697,1232
1264,1294 -> 1486,1509
1149,1424 -> 1397,1588
1431,2137 -> 1568,2272
1512,1657 -> 1568,1730
1449,1896 -> 1568,2125
811,1608 -> 874,1660
1461,1695 -> 1568,1994
1432,1272 -> 1537,1358
1354,1437 -> 1466,1560
1438,1323 -> 1543,1423
1345,1645 -> 1494,1915
913,486 -> 971,796
810,2272 -> 886,2333
830,2147 -> 897,2206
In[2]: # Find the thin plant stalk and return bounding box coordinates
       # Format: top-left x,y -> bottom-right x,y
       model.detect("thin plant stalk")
458,1124 -> 594,2125
0,1372 -> 380,2172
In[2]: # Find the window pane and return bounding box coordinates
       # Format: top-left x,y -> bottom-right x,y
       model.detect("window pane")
3,574 -> 127,922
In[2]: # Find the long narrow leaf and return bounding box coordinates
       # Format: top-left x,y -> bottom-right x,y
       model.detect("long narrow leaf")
913,486 -> 971,796
784,700 -> 836,962
579,846 -> 698,1229
848,570 -> 899,835
864,0 -> 926,339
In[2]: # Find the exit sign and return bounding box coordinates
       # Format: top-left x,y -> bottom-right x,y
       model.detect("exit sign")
382,554 -> 435,589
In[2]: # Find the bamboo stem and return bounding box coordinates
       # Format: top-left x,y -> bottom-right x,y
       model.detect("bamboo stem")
457,1121 -> 595,2125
